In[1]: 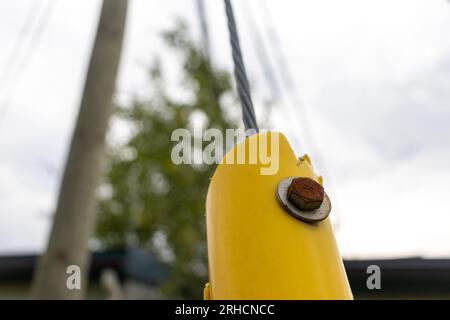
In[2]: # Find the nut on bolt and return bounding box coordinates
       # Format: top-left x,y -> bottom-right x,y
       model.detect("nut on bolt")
287,177 -> 324,211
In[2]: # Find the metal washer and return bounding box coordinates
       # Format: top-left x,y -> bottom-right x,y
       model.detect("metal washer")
276,176 -> 331,223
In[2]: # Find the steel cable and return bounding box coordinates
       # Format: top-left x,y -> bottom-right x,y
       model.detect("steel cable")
224,0 -> 258,132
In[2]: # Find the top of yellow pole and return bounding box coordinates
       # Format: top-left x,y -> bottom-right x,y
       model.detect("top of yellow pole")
205,131 -> 352,299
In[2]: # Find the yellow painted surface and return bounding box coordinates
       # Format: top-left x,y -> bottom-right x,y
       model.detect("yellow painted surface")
205,131 -> 352,299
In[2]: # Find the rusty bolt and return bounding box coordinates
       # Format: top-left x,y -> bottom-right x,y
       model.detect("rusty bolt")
287,177 -> 324,211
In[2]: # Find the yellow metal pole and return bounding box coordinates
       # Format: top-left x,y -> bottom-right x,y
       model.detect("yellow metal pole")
204,131 -> 352,299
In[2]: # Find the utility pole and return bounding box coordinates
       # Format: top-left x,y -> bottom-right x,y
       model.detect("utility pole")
31,0 -> 128,299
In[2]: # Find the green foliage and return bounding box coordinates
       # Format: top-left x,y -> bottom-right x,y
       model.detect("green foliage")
96,22 -> 237,299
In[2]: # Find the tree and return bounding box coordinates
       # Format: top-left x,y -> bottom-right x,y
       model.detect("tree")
31,0 -> 128,299
96,22 -> 237,299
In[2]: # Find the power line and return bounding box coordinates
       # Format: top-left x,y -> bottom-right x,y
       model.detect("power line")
239,0 -> 302,133
238,0 -> 320,158
195,0 -> 211,62
239,0 -> 314,153
0,0 -> 56,125
244,0 -> 343,229
0,0 -> 43,90
240,1 -> 280,105
257,0 -> 321,158
261,0 -> 343,229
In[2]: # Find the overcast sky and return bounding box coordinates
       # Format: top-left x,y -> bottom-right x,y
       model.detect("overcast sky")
0,0 -> 450,259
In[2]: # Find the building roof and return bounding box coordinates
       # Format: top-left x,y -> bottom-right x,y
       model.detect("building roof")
0,251 -> 449,297
344,258 -> 450,298
0,249 -> 169,286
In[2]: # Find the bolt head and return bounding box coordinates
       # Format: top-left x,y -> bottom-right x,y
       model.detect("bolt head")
287,177 -> 324,211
